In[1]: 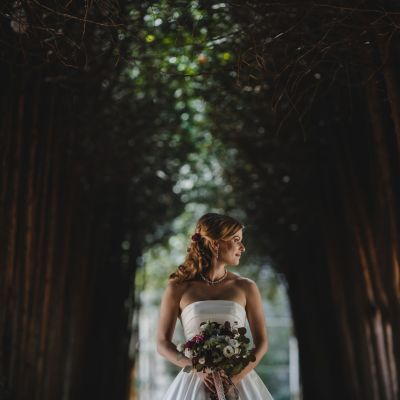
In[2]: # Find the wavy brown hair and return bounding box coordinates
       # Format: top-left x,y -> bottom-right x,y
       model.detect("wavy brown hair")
168,212 -> 245,283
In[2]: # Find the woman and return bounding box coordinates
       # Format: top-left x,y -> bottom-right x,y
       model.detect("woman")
157,212 -> 274,399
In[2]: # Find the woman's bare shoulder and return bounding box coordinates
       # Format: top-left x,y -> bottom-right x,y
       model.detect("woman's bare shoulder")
230,272 -> 254,285
160,280 -> 190,315
165,278 -> 189,288
164,279 -> 189,297
232,275 -> 258,295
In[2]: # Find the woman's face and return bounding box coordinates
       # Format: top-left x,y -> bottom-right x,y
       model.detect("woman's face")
218,229 -> 246,265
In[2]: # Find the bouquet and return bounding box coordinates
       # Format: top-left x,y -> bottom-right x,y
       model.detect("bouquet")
176,320 -> 256,400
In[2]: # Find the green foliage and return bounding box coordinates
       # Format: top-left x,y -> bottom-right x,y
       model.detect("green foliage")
116,1 -> 306,273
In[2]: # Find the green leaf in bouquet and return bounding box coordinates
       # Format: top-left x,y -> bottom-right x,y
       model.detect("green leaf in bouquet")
231,364 -> 242,375
183,365 -> 192,373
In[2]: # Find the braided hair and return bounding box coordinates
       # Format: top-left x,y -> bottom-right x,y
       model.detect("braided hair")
168,213 -> 244,283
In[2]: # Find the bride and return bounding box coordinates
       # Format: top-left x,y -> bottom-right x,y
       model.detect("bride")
157,212 -> 274,399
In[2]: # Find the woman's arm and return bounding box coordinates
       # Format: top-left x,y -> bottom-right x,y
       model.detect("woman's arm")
231,278 -> 269,384
156,281 -> 192,369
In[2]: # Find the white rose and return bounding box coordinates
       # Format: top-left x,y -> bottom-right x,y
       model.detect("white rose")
184,348 -> 193,358
176,343 -> 185,352
228,339 -> 240,348
222,345 -> 235,358
199,357 -> 206,364
200,322 -> 210,331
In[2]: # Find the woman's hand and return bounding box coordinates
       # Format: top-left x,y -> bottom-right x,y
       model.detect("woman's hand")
194,368 -> 240,395
222,373 -> 241,396
230,374 -> 241,386
194,369 -> 217,394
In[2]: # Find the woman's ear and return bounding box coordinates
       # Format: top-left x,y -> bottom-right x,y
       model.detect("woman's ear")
210,239 -> 219,251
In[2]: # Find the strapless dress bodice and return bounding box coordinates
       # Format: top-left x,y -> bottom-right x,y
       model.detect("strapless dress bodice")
179,300 -> 247,340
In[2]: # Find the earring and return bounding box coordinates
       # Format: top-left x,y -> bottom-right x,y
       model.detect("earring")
216,247 -> 219,260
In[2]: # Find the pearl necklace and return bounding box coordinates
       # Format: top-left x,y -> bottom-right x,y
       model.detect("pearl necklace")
199,268 -> 228,285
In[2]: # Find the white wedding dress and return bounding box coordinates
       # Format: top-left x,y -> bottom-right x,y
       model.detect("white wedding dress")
161,300 -> 274,399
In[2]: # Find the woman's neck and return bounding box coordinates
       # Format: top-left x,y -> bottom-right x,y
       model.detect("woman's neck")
202,265 -> 227,281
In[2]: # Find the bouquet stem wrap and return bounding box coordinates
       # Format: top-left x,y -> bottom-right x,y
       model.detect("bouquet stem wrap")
212,370 -> 226,400
211,370 -> 239,400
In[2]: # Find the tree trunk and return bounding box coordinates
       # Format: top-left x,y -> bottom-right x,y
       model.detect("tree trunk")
0,66 -> 136,400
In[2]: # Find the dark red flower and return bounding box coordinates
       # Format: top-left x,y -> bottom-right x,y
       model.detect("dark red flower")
191,233 -> 201,242
192,334 -> 205,343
